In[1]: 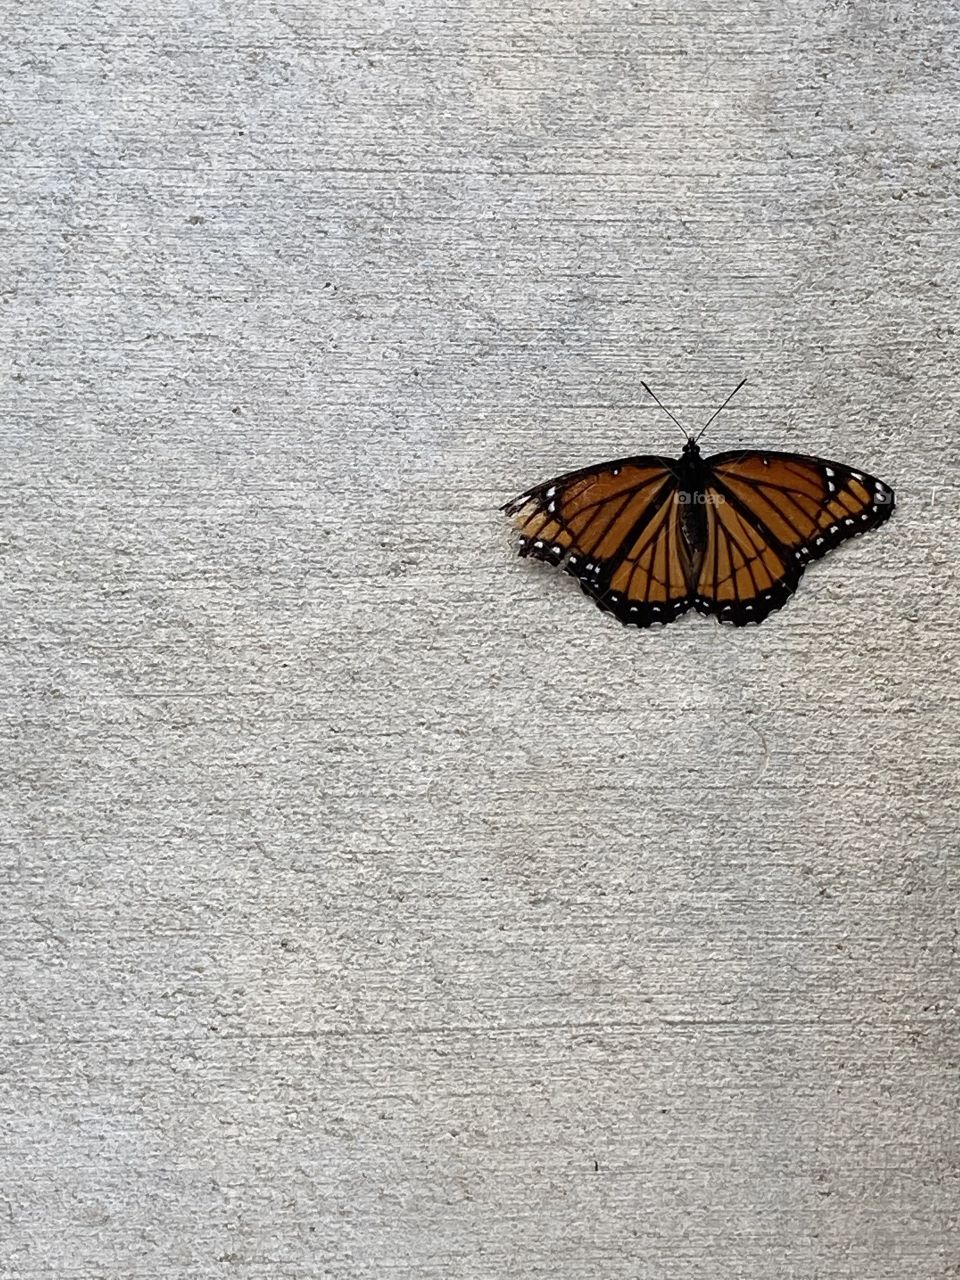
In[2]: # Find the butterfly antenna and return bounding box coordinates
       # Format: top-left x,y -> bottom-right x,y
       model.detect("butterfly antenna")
694,378 -> 748,443
641,382 -> 688,442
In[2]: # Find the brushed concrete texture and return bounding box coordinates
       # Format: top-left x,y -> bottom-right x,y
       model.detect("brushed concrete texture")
2,0 -> 959,1277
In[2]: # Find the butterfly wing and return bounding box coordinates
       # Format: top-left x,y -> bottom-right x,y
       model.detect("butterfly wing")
694,450 -> 895,625
503,456 -> 692,626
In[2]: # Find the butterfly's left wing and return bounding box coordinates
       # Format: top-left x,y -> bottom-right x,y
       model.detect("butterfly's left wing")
503,456 -> 693,626
694,450 -> 895,625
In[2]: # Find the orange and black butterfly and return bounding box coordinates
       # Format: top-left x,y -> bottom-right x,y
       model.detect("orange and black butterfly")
502,382 -> 895,627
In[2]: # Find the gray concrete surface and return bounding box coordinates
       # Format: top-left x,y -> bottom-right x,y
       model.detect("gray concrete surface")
2,1 -> 959,1276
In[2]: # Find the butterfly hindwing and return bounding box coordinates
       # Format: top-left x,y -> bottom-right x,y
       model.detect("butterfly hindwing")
599,486 -> 691,625
692,479 -> 801,625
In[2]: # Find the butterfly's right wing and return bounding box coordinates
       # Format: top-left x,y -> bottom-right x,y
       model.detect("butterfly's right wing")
503,456 -> 692,626
694,450 -> 895,625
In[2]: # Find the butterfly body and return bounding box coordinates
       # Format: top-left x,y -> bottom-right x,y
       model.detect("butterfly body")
504,436 -> 894,628
674,439 -> 711,574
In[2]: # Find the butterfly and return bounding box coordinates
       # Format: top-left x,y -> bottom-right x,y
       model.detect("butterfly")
502,381 -> 895,627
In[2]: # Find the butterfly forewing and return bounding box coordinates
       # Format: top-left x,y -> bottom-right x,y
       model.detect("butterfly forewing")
503,457 -> 673,561
709,451 -> 894,556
